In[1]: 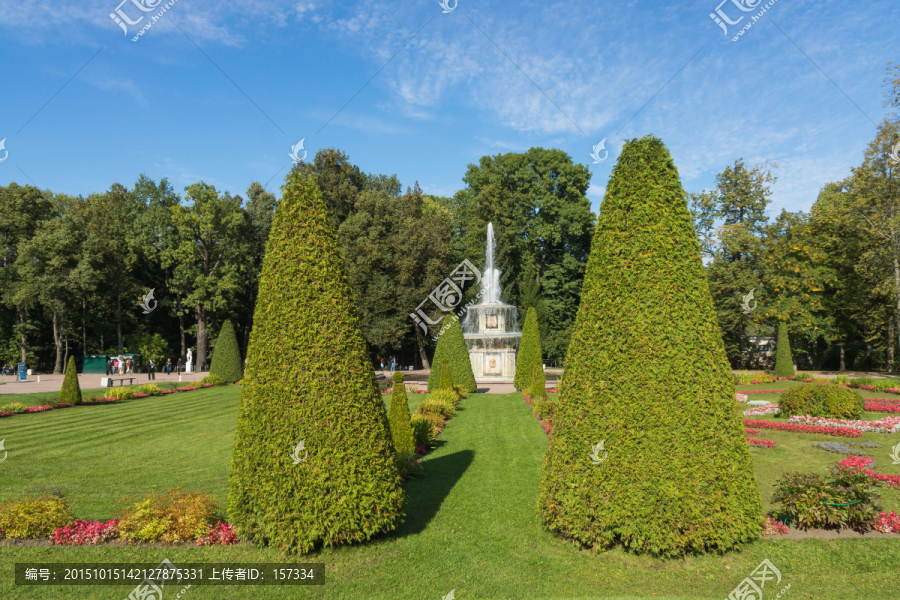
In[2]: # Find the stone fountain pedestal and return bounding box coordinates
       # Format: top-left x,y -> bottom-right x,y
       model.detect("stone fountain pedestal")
463,305 -> 520,383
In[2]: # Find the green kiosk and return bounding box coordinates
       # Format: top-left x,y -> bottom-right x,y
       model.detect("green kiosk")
81,354 -> 143,375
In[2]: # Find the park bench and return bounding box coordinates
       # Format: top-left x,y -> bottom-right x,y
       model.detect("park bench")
100,377 -> 136,387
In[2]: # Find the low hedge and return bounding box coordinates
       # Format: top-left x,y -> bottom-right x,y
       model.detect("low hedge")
779,382 -> 864,419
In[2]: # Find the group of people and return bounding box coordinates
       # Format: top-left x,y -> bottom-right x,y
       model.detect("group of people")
105,357 -> 186,378
106,357 -> 135,375
379,357 -> 398,372
1,365 -> 17,376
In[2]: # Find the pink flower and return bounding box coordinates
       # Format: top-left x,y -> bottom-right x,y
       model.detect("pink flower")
23,405 -> 53,413
743,419 -> 862,438
874,511 -> 900,533
52,519 -> 119,545
747,437 -> 777,448
761,515 -> 789,535
197,521 -> 237,546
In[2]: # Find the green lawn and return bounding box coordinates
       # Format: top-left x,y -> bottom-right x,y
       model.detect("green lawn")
1,385 -> 899,599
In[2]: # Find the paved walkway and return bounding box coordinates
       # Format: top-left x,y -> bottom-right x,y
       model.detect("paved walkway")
0,371 -> 210,395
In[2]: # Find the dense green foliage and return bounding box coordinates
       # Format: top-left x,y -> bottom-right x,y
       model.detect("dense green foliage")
772,469 -> 882,530
117,489 -> 219,543
0,496 -> 73,539
453,148 -> 595,360
778,382 -> 864,419
774,321 -> 795,377
439,360 -> 454,391
387,372 -> 415,454
427,319 -> 476,392
60,355 -> 82,406
227,169 -> 404,554
515,308 -> 542,390
209,320 -> 243,383
526,361 -> 547,399
539,135 -> 762,557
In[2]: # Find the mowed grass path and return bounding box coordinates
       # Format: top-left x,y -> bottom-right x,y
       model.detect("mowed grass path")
0,387 -> 898,599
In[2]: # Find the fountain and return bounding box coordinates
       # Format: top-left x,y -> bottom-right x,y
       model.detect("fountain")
462,223 -> 522,382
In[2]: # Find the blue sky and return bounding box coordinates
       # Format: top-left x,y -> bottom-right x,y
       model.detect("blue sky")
0,0 -> 897,217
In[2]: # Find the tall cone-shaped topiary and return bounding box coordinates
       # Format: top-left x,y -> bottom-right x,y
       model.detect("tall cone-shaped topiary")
60,355 -> 82,406
227,169 -> 404,554
773,321 -> 795,377
427,318 -> 476,392
388,372 -> 414,454
515,308 -> 542,390
538,135 -> 762,557
209,319 -> 243,383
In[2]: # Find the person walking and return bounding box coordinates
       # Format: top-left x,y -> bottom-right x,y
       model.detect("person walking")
105,358 -> 111,376
147,359 -> 156,380
390,356 -> 396,372
177,357 -> 183,374
380,358 -> 385,371
166,359 -> 172,375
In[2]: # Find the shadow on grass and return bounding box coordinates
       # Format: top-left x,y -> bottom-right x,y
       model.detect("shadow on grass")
397,449 -> 474,537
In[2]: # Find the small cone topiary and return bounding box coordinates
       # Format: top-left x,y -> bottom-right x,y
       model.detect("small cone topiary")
427,318 -> 476,392
515,308 -> 542,390
538,135 -> 762,557
526,360 -> 547,399
60,355 -> 82,406
773,321 -> 795,377
227,169 -> 404,554
387,372 -> 415,454
209,319 -> 243,383
438,359 -> 454,390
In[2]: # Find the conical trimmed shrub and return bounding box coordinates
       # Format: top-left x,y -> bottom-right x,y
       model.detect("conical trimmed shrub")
774,321 -> 795,377
427,318 -> 476,392
60,355 -> 82,406
388,372 -> 414,454
538,135 -> 762,557
515,308 -> 542,390
209,319 -> 243,383
227,169 -> 404,554
526,360 -> 547,399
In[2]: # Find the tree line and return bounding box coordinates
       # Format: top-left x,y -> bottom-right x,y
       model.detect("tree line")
0,147 -> 596,373
694,63 -> 900,371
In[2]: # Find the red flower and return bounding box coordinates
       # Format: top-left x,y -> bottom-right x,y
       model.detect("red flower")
743,419 -> 862,438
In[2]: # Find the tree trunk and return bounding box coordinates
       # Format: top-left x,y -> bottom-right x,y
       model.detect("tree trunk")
17,306 -> 27,364
100,334 -> 105,355
117,290 -> 123,355
63,335 -> 69,373
839,343 -> 845,372
177,294 -> 186,361
196,303 -> 208,369
889,318 -> 895,374
865,341 -> 873,372
82,297 -> 88,357
53,309 -> 64,374
414,324 -> 430,370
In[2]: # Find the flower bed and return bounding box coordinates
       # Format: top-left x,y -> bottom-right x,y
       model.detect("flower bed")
814,441 -> 878,457
761,515 -> 789,535
546,388 -> 558,394
875,511 -> 900,533
413,389 -> 428,394
865,402 -> 900,413
160,389 -> 177,394
0,411 -> 13,418
743,404 -> 779,416
838,456 -> 900,489
52,519 -> 119,545
23,405 -> 52,413
864,398 -> 900,404
81,398 -> 121,406
132,393 -> 150,399
201,383 -> 215,388
747,437 -> 777,448
197,521 -> 237,546
177,386 -> 200,392
736,393 -> 748,403
739,390 -> 786,394
744,428 -> 763,436
777,376 -> 797,381
743,419 -> 862,437
788,415 -> 900,434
